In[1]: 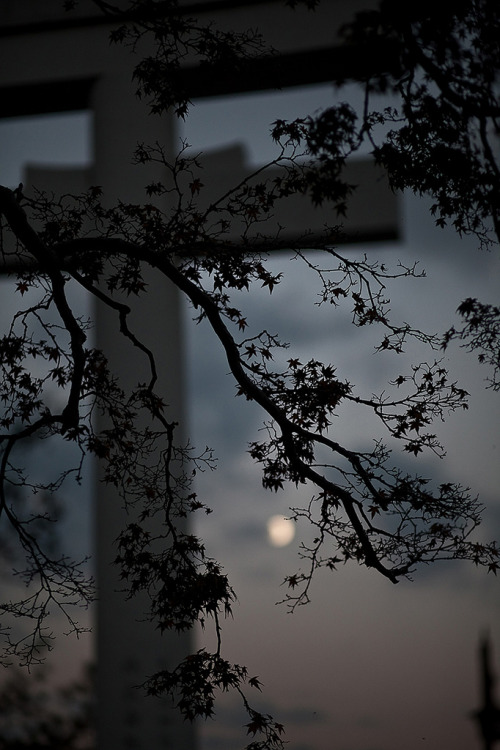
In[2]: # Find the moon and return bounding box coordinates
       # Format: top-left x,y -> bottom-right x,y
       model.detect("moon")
266,515 -> 295,547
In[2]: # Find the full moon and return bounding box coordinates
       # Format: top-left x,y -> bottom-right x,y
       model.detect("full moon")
266,515 -> 295,547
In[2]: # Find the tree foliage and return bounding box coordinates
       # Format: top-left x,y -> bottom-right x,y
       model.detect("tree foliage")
0,0 -> 499,746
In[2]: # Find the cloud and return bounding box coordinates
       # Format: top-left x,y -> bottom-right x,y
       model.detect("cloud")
188,188 -> 500,750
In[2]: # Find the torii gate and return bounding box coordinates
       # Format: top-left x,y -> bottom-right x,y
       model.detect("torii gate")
0,2 -> 397,749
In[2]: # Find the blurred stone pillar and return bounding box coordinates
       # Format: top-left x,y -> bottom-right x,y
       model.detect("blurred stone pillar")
0,3 -> 193,748
90,62 -> 194,750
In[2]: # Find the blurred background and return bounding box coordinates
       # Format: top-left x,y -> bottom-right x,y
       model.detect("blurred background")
1,76 -> 499,750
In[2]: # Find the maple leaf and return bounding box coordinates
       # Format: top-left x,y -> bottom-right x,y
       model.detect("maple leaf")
404,441 -> 423,456
246,713 -> 265,736
249,675 -> 263,690
261,273 -> 282,293
189,178 -> 204,195
457,297 -> 477,318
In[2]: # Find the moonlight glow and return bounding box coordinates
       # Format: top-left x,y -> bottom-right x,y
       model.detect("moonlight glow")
266,515 -> 295,547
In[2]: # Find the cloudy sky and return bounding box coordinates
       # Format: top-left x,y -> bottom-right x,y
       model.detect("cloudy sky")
184,87 -> 500,750
1,81 -> 500,750
185,208 -> 500,750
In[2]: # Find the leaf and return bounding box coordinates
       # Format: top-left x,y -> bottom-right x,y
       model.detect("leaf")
249,676 -> 263,690
189,178 -> 204,196
404,441 -> 423,456
246,714 -> 265,736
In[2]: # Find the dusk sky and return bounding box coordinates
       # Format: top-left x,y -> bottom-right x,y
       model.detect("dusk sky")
185,87 -> 500,750
1,78 -> 499,750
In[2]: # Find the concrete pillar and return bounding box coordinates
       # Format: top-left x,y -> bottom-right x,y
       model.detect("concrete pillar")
0,3 -> 193,746
90,65 -> 194,750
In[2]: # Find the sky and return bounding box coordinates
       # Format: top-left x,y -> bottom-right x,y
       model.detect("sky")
183,87 -> 500,750
0,82 -> 500,750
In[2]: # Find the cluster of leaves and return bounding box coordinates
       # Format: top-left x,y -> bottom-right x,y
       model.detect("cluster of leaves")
286,464 -> 495,609
0,0 -> 499,747
340,1 -> 500,241
146,650 -> 285,749
74,0 -> 272,119
443,298 -> 500,390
